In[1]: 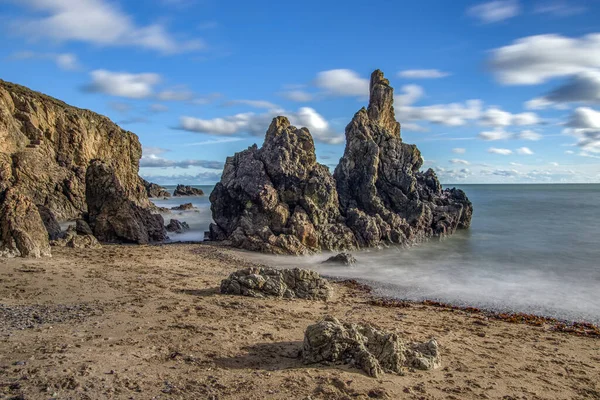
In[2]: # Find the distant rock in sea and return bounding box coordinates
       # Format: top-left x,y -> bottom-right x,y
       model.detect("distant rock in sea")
173,184 -> 204,197
0,79 -> 164,256
208,70 -> 472,254
142,179 -> 171,198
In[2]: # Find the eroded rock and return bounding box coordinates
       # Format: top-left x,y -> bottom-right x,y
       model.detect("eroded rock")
323,252 -> 357,265
173,185 -> 204,197
171,203 -> 196,211
334,70 -> 473,248
36,205 -> 61,241
0,188 -> 51,258
220,266 -> 332,300
86,160 -> 167,244
142,179 -> 171,198
209,117 -> 357,255
302,316 -> 441,377
166,219 -> 190,233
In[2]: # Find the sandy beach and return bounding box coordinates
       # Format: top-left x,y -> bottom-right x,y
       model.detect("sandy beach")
1,244 -> 598,400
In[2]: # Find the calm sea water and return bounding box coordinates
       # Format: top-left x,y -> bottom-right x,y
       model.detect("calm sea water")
152,184 -> 600,323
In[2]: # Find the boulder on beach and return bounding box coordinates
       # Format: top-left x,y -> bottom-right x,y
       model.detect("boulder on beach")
323,252 -> 357,265
207,70 -> 472,254
142,179 -> 171,198
220,266 -> 333,300
173,184 -> 204,197
36,204 -> 62,241
166,219 -> 190,233
208,117 -> 357,255
302,316 -> 441,378
75,219 -> 93,236
0,188 -> 52,258
86,160 -> 167,244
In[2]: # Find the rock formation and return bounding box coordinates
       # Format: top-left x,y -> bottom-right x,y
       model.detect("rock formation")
173,185 -> 204,197
0,79 -> 161,255
166,219 -> 190,233
171,203 -> 196,211
208,117 -> 357,254
323,252 -> 357,265
142,179 -> 170,198
220,267 -> 333,300
334,70 -> 472,247
208,70 -> 472,254
0,188 -> 52,258
302,316 -> 441,378
86,160 -> 167,244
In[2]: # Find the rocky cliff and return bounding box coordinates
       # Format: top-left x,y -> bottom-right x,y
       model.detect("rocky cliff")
209,70 -> 472,254
0,79 -> 150,221
0,80 -> 159,257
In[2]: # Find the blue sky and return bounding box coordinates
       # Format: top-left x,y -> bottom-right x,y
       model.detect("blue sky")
2,0 -> 600,184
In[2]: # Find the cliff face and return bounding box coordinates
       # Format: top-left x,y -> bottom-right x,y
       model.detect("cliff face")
209,70 -> 473,254
0,80 -> 150,221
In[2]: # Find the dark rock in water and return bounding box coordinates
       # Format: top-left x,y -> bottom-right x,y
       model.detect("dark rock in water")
166,219 -> 190,233
207,70 -> 471,254
334,70 -> 472,247
36,205 -> 61,241
142,179 -> 171,198
0,188 -> 52,258
86,160 -> 167,244
171,203 -> 196,211
173,184 -> 204,197
76,219 -> 93,236
323,252 -> 357,265
208,117 -> 357,255
302,316 -> 441,378
221,267 -> 332,300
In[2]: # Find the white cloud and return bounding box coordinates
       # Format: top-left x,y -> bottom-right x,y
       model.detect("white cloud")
396,93 -> 483,126
394,85 -> 425,107
564,107 -> 600,153
516,146 -> 534,155
83,70 -> 160,99
187,137 -> 244,146
192,93 -> 223,105
140,155 -> 224,169
13,0 -> 203,53
9,51 -> 80,70
550,162 -> 560,166
450,158 -> 470,165
224,100 -> 279,109
314,69 -> 369,97
480,107 -> 540,127
149,104 -> 169,113
179,107 -> 344,144
281,90 -> 313,102
489,33 -> 600,85
467,0 -> 520,23
510,162 -> 522,166
488,147 -> 513,155
400,123 -> 428,132
157,87 -> 195,102
452,148 -> 466,154
534,1 -> 586,17
478,128 -> 511,140
565,150 -> 575,154
515,130 -> 543,141
397,69 -> 450,79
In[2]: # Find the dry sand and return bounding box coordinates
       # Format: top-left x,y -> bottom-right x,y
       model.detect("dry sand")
0,243 -> 598,399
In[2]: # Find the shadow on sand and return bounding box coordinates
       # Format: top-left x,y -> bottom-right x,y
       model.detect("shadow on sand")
172,287 -> 220,297
214,341 -> 304,371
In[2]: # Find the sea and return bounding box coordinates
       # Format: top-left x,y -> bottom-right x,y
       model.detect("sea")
153,184 -> 600,324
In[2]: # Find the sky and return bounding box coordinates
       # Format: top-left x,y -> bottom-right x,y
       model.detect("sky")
1,0 -> 600,184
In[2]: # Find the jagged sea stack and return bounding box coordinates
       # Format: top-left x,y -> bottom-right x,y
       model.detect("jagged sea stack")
334,70 -> 472,247
208,69 -> 472,254
208,117 -> 357,254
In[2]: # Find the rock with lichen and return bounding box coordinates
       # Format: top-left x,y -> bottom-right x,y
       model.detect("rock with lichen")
220,266 -> 333,300
302,315 -> 441,377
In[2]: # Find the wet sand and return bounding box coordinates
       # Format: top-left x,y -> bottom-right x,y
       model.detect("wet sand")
1,244 -> 598,399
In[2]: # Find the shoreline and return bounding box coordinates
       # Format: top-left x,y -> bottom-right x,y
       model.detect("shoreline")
1,243 -> 598,399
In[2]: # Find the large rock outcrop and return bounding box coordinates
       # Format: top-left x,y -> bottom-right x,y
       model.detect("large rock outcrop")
302,316 -> 441,377
208,117 -> 357,254
0,79 -> 161,255
173,184 -> 204,197
142,179 -> 170,198
334,70 -> 472,247
208,70 -> 472,254
86,160 -> 167,244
